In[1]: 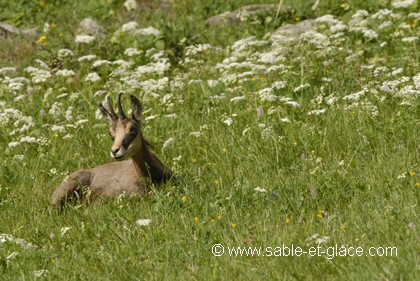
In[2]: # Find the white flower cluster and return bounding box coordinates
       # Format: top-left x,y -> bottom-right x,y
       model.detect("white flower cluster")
75,34 -> 96,44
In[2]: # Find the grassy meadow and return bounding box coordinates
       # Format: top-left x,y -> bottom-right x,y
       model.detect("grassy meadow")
0,0 -> 419,280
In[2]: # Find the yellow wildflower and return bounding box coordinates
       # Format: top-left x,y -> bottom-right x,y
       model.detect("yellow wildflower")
210,219 -> 215,223
217,215 -> 222,220
181,196 -> 187,202
285,218 -> 291,224
340,3 -> 350,10
316,210 -> 325,219
231,223 -> 237,229
194,217 -> 199,222
409,171 -> 416,177
36,35 -> 47,44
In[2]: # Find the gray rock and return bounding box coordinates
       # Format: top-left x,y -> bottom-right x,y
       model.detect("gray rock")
21,28 -> 39,39
0,21 -> 38,40
78,18 -> 105,36
0,22 -> 21,37
206,4 -> 278,26
273,19 -> 316,38
270,19 -> 316,45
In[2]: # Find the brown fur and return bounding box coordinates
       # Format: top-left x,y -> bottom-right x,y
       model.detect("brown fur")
51,94 -> 174,209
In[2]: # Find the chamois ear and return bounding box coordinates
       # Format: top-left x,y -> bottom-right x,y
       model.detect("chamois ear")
99,96 -> 117,125
99,104 -> 113,125
130,95 -> 142,124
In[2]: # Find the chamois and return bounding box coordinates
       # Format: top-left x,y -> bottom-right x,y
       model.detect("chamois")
51,93 -> 174,209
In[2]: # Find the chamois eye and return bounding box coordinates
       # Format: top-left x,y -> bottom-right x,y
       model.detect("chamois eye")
109,132 -> 115,141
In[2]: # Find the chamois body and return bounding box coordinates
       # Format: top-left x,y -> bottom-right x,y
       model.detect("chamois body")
51,94 -> 174,209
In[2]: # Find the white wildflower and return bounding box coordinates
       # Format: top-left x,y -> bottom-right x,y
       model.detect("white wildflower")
135,27 -> 160,36
301,31 -> 329,48
8,142 -> 20,148
413,73 -> 420,89
57,49 -> 74,58
392,0 -> 415,8
207,80 -> 220,88
163,114 -> 177,118
401,37 -> 419,43
34,270 -> 49,278
230,96 -> 246,104
343,89 -> 366,100
75,34 -> 96,44
408,13 -> 420,19
380,81 -> 399,93
254,187 -> 267,193
280,117 -> 290,123
49,102 -> 62,118
85,72 -> 101,82
378,21 -> 393,30
92,60 -> 112,68
24,67 -> 51,83
20,136 -> 37,143
190,131 -> 202,137
305,233 -> 330,245
124,0 -> 137,11
60,227 -> 71,237
257,51 -> 285,64
185,44 -> 213,56
35,59 -> 49,69
285,101 -> 300,108
136,61 -> 170,75
308,108 -> 326,115
78,55 -> 97,62
258,88 -> 277,101
391,68 -> 404,76
223,117 -> 233,126
330,22 -> 348,33
294,83 -> 310,92
162,137 -> 175,150
56,69 -> 75,77
76,119 -> 89,126
272,81 -> 287,89
121,21 -> 138,33
266,65 -> 286,73
135,219 -> 152,226
0,233 -> 14,243
124,48 -> 143,57
371,9 -> 393,20
51,125 -> 66,133
362,29 -> 378,40
326,96 -> 339,105
6,252 -> 18,260
0,67 -> 17,75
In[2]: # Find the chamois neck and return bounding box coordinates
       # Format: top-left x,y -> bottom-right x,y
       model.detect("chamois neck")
131,137 -> 174,184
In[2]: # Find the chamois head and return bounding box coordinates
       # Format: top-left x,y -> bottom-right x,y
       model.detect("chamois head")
99,93 -> 143,161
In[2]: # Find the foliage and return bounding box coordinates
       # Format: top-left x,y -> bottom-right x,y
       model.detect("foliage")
0,0 -> 419,280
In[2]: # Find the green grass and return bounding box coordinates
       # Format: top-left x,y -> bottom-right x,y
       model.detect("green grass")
1,0 -> 419,280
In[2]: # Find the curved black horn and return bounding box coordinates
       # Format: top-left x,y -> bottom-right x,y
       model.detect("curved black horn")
117,92 -> 126,119
106,96 -> 117,120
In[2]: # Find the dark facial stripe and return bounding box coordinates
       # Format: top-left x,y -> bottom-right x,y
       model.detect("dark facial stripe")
121,130 -> 137,150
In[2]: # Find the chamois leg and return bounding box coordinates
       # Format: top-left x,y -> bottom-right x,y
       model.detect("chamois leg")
51,170 -> 92,209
